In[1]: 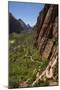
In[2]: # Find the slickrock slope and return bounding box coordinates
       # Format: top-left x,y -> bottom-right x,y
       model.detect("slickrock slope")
33,4 -> 58,86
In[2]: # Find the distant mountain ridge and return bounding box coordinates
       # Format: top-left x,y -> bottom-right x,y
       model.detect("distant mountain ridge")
27,24 -> 32,31
9,13 -> 32,33
18,19 -> 28,31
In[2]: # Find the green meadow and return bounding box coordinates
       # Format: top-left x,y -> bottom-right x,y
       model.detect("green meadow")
9,32 -> 48,88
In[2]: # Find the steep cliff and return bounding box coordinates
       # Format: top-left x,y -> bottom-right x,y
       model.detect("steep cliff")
9,13 -> 24,33
9,13 -> 32,33
33,4 -> 58,86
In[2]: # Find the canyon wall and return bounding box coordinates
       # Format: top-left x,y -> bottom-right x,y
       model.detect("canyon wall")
34,4 -> 58,61
32,4 -> 58,85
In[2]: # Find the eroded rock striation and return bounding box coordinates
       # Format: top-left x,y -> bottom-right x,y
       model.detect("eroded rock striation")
33,4 -> 58,86
34,4 -> 58,61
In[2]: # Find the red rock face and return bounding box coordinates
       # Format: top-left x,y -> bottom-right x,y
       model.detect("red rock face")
34,4 -> 58,60
31,4 -> 58,86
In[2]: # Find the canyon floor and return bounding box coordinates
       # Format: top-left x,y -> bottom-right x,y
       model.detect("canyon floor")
9,32 -> 49,88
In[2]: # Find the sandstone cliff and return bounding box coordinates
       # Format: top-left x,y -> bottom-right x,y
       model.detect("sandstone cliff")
33,4 -> 58,86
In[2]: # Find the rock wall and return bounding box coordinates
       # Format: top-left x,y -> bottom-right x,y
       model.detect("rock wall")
34,4 -> 58,61
32,4 -> 58,86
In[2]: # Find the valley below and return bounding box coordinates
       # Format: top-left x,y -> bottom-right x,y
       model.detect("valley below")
9,3 -> 58,89
9,32 -> 49,88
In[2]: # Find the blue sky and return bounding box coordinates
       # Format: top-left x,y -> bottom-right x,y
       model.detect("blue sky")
8,2 -> 44,26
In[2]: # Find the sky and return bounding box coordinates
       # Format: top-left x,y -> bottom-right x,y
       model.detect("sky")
8,2 -> 44,26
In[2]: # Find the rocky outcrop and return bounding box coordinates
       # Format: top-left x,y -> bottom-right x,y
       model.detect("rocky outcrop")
33,4 -> 58,86
34,4 -> 58,61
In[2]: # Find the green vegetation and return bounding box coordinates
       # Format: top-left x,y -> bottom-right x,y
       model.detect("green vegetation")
9,32 -> 48,88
